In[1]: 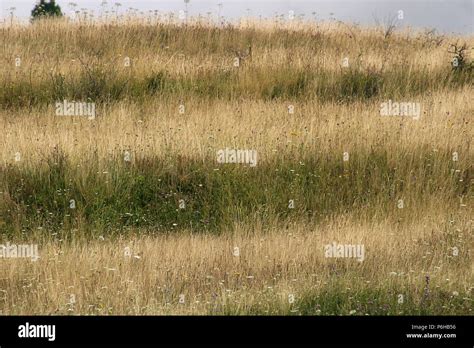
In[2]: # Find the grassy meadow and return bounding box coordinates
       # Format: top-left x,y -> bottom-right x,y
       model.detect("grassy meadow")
0,16 -> 472,315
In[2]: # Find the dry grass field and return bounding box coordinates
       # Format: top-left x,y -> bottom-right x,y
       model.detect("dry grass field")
0,16 -> 472,315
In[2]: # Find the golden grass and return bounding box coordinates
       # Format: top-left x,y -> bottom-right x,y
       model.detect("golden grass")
1,87 -> 472,166
1,209 -> 471,315
0,17 -> 472,315
3,18 -> 471,74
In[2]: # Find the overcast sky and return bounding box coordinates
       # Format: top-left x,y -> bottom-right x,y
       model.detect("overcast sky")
1,0 -> 472,34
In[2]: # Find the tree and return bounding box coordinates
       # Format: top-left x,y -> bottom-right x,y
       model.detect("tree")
31,0 -> 63,20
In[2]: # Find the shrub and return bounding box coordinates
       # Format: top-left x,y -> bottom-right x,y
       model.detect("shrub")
31,0 -> 63,21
